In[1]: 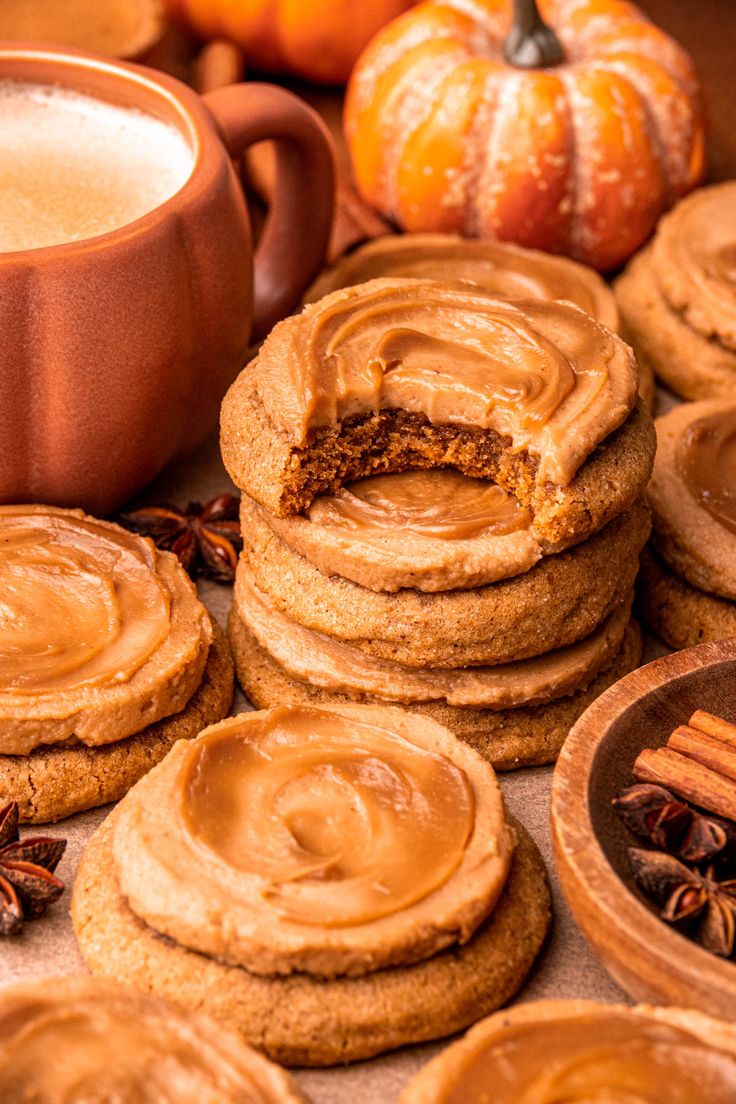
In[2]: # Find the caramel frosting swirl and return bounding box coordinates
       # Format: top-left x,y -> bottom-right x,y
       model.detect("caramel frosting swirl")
113,703 -> 514,977
234,563 -> 631,709
1,508 -> 169,694
0,977 -> 308,1103
652,182 -> 736,350
306,234 -> 620,333
400,1002 -> 736,1104
308,470 -> 531,542
680,409 -> 736,535
0,506 -> 212,754
648,402 -> 736,601
257,280 -> 636,487
182,707 -> 474,927
249,474 -> 542,593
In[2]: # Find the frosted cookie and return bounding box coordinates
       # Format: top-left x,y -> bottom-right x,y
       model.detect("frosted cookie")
233,563 -> 632,709
639,549 -> 736,651
306,236 -> 619,327
111,704 -> 515,977
228,603 -> 642,770
647,402 -> 736,599
0,506 -> 233,821
72,704 -> 551,1064
0,622 -> 233,824
240,495 -> 649,667
0,976 -> 309,1102
221,280 -> 654,547
639,402 -> 736,649
305,234 -> 653,408
249,470 -> 544,593
616,183 -> 736,400
399,1000 -> 736,1103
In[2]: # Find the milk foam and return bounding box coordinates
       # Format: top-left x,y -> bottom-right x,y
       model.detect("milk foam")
0,79 -> 194,252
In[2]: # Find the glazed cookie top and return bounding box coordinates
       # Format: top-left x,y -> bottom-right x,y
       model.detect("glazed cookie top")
308,470 -> 529,542
305,234 -> 620,333
399,1000 -> 736,1103
651,182 -> 736,350
254,279 -> 637,486
0,976 -> 309,1103
234,563 -> 632,708
245,471 -> 544,592
648,402 -> 736,599
112,703 -> 515,978
0,505 -> 212,755
680,409 -> 736,535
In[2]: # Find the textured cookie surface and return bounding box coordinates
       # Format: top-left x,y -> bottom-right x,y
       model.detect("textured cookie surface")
616,248 -> 736,401
639,549 -> 736,651
0,622 -> 233,823
72,811 -> 551,1067
0,976 -> 310,1104
647,401 -> 736,601
240,500 -> 650,668
228,611 -> 642,771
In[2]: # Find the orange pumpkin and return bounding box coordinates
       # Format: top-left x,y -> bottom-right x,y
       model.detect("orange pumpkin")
345,0 -> 705,270
166,0 -> 416,84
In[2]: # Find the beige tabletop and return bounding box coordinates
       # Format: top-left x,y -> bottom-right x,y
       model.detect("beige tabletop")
3,420 -> 672,1103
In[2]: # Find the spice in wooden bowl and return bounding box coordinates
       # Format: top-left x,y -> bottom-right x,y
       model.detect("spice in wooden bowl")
614,710 -> 736,958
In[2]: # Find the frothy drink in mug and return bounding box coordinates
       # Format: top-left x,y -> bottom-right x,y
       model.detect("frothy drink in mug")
0,79 -> 195,252
0,44 -> 334,514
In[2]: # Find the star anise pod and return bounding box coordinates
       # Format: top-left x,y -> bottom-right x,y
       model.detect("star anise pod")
0,802 -> 66,936
613,783 -> 736,865
629,847 -> 736,957
118,494 -> 242,583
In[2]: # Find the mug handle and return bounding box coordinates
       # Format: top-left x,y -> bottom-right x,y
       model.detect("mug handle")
203,83 -> 335,341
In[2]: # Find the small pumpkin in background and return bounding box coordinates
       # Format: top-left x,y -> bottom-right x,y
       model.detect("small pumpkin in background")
165,0 -> 416,84
345,0 -> 705,271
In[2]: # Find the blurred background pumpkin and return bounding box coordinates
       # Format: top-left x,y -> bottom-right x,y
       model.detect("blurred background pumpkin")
164,0 -> 417,84
0,0 -> 165,59
344,0 -> 705,271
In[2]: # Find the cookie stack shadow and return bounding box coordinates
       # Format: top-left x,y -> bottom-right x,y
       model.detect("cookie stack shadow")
221,278 -> 657,770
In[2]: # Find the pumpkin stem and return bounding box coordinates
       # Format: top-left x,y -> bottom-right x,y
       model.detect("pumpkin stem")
503,0 -> 564,68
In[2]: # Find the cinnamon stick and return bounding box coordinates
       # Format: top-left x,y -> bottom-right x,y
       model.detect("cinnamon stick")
633,747 -> 736,822
668,725 -> 736,783
689,710 -> 736,747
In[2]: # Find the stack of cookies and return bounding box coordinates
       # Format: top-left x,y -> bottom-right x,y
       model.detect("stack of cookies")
72,702 -> 551,1064
616,183 -> 736,401
640,401 -> 736,649
0,504 -> 233,822
221,278 -> 655,769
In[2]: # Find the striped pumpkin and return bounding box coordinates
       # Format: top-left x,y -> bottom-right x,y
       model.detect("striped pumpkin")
345,0 -> 705,270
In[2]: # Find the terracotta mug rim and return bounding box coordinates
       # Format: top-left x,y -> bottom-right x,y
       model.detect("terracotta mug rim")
0,42 -> 225,265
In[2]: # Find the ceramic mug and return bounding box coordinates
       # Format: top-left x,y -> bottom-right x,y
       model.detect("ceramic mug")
0,44 -> 335,514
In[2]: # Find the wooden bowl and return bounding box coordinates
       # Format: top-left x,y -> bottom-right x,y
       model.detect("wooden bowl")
551,637 -> 736,1017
